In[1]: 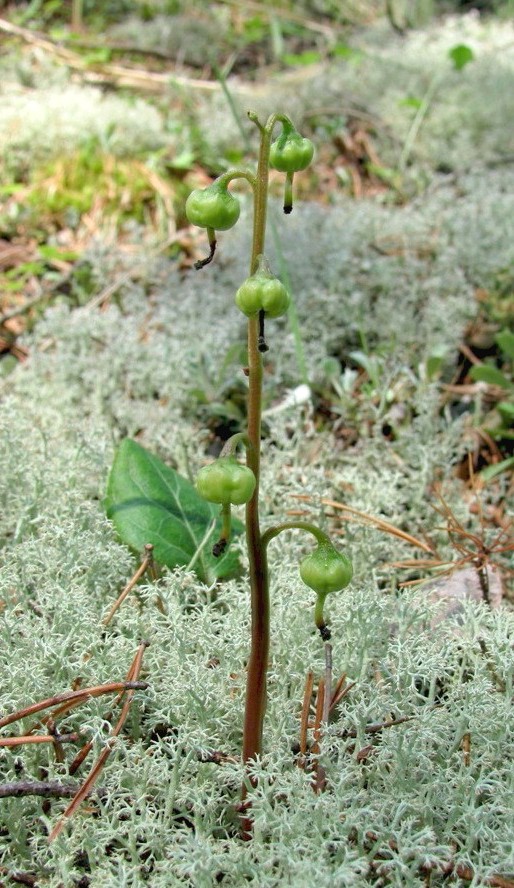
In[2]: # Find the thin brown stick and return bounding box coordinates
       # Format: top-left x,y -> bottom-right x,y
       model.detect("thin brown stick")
48,642 -> 148,842
298,671 -> 314,769
290,495 -> 434,553
322,644 -> 332,728
0,733 -> 79,748
68,740 -> 93,776
340,713 -> 418,739
0,681 -> 148,730
458,342 -> 482,366
329,673 -> 346,710
311,679 -> 325,753
47,718 -> 65,763
0,781 -> 81,799
312,679 -> 326,793
38,692 -> 100,727
102,545 -> 154,626
68,647 -> 148,775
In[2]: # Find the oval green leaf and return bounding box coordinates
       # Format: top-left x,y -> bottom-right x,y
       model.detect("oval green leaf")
105,439 -> 242,582
469,365 -> 513,389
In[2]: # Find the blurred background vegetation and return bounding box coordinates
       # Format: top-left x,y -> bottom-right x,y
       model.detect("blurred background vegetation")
1,0 -> 513,471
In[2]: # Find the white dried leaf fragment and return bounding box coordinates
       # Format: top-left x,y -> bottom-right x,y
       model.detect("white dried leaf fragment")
426,566 -> 503,627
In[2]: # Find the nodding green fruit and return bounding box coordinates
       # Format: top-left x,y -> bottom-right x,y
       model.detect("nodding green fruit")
235,257 -> 290,318
299,544 -> 353,596
196,457 -> 256,506
185,181 -> 240,231
270,129 -> 315,174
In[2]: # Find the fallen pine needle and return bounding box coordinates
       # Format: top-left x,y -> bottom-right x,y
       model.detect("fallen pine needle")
0,733 -> 79,748
0,681 -> 148,730
48,642 -> 148,842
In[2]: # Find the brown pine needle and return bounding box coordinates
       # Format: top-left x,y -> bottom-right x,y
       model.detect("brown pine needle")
68,741 -> 93,777
340,713 -> 418,740
388,558 -> 448,568
49,642 -> 149,842
329,673 -> 346,710
311,679 -> 324,754
290,494 -> 434,553
299,671 -> 314,768
312,680 -> 326,794
322,644 -> 332,728
0,681 -> 148,730
102,545 -> 154,626
331,677 -> 355,711
69,641 -> 151,775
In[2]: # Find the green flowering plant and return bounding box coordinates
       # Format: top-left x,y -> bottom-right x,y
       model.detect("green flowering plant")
185,112 -> 351,798
107,111 -> 352,828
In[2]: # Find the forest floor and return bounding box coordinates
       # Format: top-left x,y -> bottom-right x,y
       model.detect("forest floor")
0,5 -> 513,887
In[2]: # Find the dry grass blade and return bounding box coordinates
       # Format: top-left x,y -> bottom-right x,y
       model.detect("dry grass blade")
0,18 -> 229,94
48,642 -> 149,843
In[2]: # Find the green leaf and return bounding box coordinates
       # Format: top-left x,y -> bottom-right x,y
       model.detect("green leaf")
83,48 -> 112,66
496,329 -> 514,360
0,183 -> 24,197
105,439 -> 243,583
242,15 -> 266,43
330,44 -> 363,64
449,44 -> 474,71
469,364 -> 513,388
426,346 -> 446,381
399,96 -> 423,110
497,400 -> 514,424
366,163 -> 401,187
479,455 -> 514,482
38,244 -> 79,263
168,149 -> 195,170
282,50 -> 322,67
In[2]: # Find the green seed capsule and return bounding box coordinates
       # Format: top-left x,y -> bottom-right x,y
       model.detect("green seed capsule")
196,457 -> 256,506
270,129 -> 315,174
186,181 -> 240,231
299,544 -> 353,596
235,256 -> 290,319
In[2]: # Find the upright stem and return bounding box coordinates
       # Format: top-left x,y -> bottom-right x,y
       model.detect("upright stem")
242,115 -> 277,766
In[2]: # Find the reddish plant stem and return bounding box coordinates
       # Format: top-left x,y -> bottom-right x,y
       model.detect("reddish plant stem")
241,113 -> 295,832
242,115 -> 273,767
